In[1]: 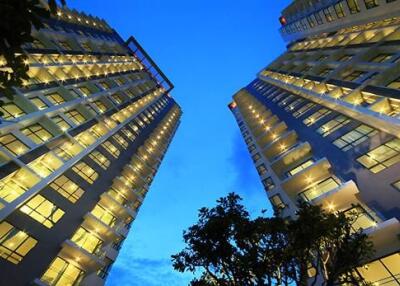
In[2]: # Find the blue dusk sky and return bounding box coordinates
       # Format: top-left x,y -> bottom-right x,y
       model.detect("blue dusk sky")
68,1 -> 292,285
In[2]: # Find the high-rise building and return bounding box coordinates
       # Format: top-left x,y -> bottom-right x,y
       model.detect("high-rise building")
229,0 -> 400,284
0,5 -> 181,286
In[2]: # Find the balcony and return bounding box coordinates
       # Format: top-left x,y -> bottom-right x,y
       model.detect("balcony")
263,130 -> 298,160
312,180 -> 360,210
82,213 -> 119,243
99,193 -> 137,219
257,122 -> 288,149
297,176 -> 341,202
58,240 -> 105,272
281,158 -> 331,197
365,218 -> 400,259
271,142 -> 311,177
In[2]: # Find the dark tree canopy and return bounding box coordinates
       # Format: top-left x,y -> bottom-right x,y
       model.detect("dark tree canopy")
0,0 -> 65,99
172,193 -> 374,286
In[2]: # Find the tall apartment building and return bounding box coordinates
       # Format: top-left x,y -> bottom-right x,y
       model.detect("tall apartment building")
229,0 -> 400,284
0,5 -> 181,286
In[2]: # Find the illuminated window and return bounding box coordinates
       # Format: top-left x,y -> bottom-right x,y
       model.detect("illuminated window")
71,227 -> 103,254
72,161 -> 98,184
256,164 -> 268,176
298,177 -> 340,201
93,100 -> 107,113
293,102 -> 316,118
30,97 -> 48,110
343,206 -> 377,232
0,169 -> 39,203
252,153 -> 261,163
78,86 -> 91,97
99,81 -> 110,90
288,159 -> 314,176
334,2 -> 346,18
386,77 -> 400,89
370,53 -> 393,63
356,253 -> 400,286
111,93 -> 123,104
270,194 -> 285,210
81,42 -> 92,51
338,54 -> 353,62
65,109 -> 86,125
89,150 -> 110,170
342,70 -> 366,82
303,108 -> 331,126
45,92 -> 65,105
41,257 -> 84,286
346,0 -> 361,13
27,153 -> 63,178
53,141 -> 83,161
102,141 -> 120,158
333,124 -> 377,151
262,177 -> 275,192
317,115 -> 351,137
51,115 -> 72,131
0,221 -> 37,264
323,7 -> 334,22
357,138 -> 400,173
121,128 -> 135,141
58,40 -> 72,50
91,204 -> 117,227
0,103 -> 25,120
50,175 -> 84,203
0,134 -> 29,156
364,0 -> 379,9
20,195 -> 64,228
319,68 -> 333,77
21,123 -> 53,144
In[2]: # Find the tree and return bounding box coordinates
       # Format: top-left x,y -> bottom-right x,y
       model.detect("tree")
172,193 -> 374,286
0,0 -> 65,99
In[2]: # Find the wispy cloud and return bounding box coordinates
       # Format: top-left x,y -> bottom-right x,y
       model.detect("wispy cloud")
106,257 -> 193,286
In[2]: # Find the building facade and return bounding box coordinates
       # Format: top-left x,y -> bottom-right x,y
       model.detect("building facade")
229,0 -> 400,284
0,5 -> 181,286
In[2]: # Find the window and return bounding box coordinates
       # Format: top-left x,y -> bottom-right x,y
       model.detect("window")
333,124 -> 377,151
71,227 -> 103,254
262,177 -> 275,192
370,53 -> 393,63
113,134 -> 128,149
121,128 -> 135,141
65,109 -> 86,125
21,123 -> 53,144
346,0 -> 361,13
30,97 -> 48,110
0,103 -> 25,120
81,42 -> 92,51
72,161 -> 98,184
0,221 -> 37,264
386,77 -> 400,89
78,86 -> 91,97
20,195 -> 64,228
314,12 -> 323,25
0,134 -> 29,156
89,150 -> 110,170
248,144 -> 256,152
357,138 -> 400,173
93,100 -> 107,113
270,194 -> 285,210
58,41 -> 72,50
392,180 -> 400,191
356,253 -> 400,285
256,164 -> 268,176
45,92 -> 65,105
303,108 -> 331,126
50,175 -> 84,203
317,115 -> 351,137
101,141 -> 120,158
334,3 -> 345,18
91,204 -> 117,227
338,54 -> 353,62
252,153 -> 261,163
343,206 -> 377,231
288,159 -> 314,176
364,0 -> 379,9
111,93 -> 123,104
319,68 -> 333,77
41,257 -> 84,286
51,115 -> 72,131
99,81 -> 110,90
0,169 -> 39,203
299,177 -> 340,202
343,70 -> 366,82
293,102 -> 316,118
323,7 -> 334,22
